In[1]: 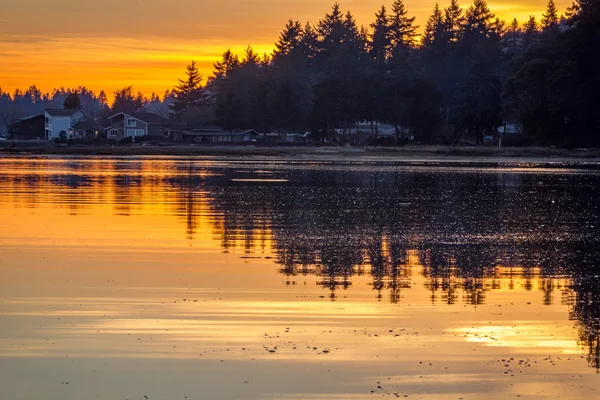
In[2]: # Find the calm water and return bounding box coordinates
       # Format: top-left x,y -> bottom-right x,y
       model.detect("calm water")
1,156 -> 599,400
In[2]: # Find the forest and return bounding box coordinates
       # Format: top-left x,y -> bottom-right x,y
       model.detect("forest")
0,0 -> 598,146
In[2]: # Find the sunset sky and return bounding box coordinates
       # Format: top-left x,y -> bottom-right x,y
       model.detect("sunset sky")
0,0 -> 570,101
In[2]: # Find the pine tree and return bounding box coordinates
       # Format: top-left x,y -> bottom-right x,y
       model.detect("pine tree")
241,45 -> 261,66
523,15 -> 539,42
541,0 -> 560,28
169,61 -> 205,117
301,23 -> 319,61
565,1 -> 581,19
389,0 -> 419,48
342,11 -> 363,52
63,91 -> 81,109
274,20 -> 304,59
135,91 -> 147,109
422,3 -> 445,49
98,90 -> 107,107
502,18 -> 522,55
463,0 -> 497,38
317,2 -> 345,54
112,86 -> 143,113
370,6 -> 391,64
444,0 -> 464,42
508,17 -> 520,33
211,49 -> 240,81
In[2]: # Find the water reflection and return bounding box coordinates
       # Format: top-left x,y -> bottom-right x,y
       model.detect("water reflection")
1,156 -> 599,370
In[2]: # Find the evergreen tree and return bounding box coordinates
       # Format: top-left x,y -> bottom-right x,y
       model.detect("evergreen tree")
444,0 -> 464,42
63,91 -> 81,109
508,17 -> 520,33
112,86 -> 144,113
317,2 -> 345,56
422,3 -> 445,49
211,49 -> 240,81
369,6 -> 391,64
502,18 -> 522,54
169,61 -> 206,117
389,0 -> 419,49
274,20 -> 304,59
541,0 -> 560,28
343,11 -> 362,50
301,23 -> 319,61
523,15 -> 539,46
98,90 -> 108,107
462,0 -> 497,38
241,45 -> 261,66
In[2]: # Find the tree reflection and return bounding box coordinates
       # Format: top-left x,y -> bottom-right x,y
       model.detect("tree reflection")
2,158 -> 600,369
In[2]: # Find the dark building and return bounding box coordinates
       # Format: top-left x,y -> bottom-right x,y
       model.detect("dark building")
9,115 -> 45,140
107,112 -> 174,141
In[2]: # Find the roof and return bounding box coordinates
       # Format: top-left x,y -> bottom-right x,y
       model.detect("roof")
109,112 -> 168,124
72,119 -> 104,131
19,114 -> 45,122
44,108 -> 82,117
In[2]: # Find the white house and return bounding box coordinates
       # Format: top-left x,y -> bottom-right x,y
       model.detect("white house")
44,109 -> 85,140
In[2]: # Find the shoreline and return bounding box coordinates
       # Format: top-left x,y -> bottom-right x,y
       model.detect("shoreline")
2,143 -> 600,161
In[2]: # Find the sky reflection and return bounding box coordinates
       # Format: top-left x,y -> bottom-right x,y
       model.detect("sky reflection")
1,157 -> 599,399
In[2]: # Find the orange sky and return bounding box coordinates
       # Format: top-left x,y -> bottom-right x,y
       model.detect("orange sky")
0,0 -> 570,100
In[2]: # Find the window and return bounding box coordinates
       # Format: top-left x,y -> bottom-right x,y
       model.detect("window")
110,130 -> 118,136
45,117 -> 51,124
127,118 -> 136,127
127,129 -> 145,137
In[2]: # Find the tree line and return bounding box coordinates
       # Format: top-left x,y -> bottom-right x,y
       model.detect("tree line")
1,0 -> 598,146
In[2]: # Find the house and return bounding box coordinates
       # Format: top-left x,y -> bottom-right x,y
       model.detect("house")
107,112 -> 172,141
44,109 -> 85,140
71,119 -> 105,139
257,132 -> 309,144
182,129 -> 260,144
9,114 -> 45,140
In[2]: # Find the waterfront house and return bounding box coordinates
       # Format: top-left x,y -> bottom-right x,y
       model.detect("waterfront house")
44,109 -> 85,140
9,114 -> 46,140
107,112 -> 172,141
181,129 -> 260,144
71,119 -> 105,139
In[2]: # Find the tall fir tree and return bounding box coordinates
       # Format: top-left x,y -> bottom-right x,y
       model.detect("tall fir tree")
444,0 -> 464,42
317,2 -> 346,57
541,0 -> 560,28
523,15 -> 539,45
112,86 -> 144,114
274,20 -> 304,59
169,61 -> 205,117
422,3 -> 446,49
370,6 -> 391,64
211,49 -> 240,81
63,91 -> 81,110
301,23 -> 319,61
241,45 -> 261,66
389,0 -> 419,49
503,18 -> 522,53
462,0 -> 497,38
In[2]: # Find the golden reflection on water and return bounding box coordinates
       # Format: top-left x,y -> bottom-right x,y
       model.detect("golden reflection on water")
1,157 -> 600,399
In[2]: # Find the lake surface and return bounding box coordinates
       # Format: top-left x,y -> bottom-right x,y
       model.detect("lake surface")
1,156 -> 599,400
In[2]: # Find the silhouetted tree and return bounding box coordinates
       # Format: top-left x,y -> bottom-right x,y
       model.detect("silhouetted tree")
112,86 -> 144,113
169,61 -> 208,121
63,91 -> 81,109
541,0 -> 560,29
